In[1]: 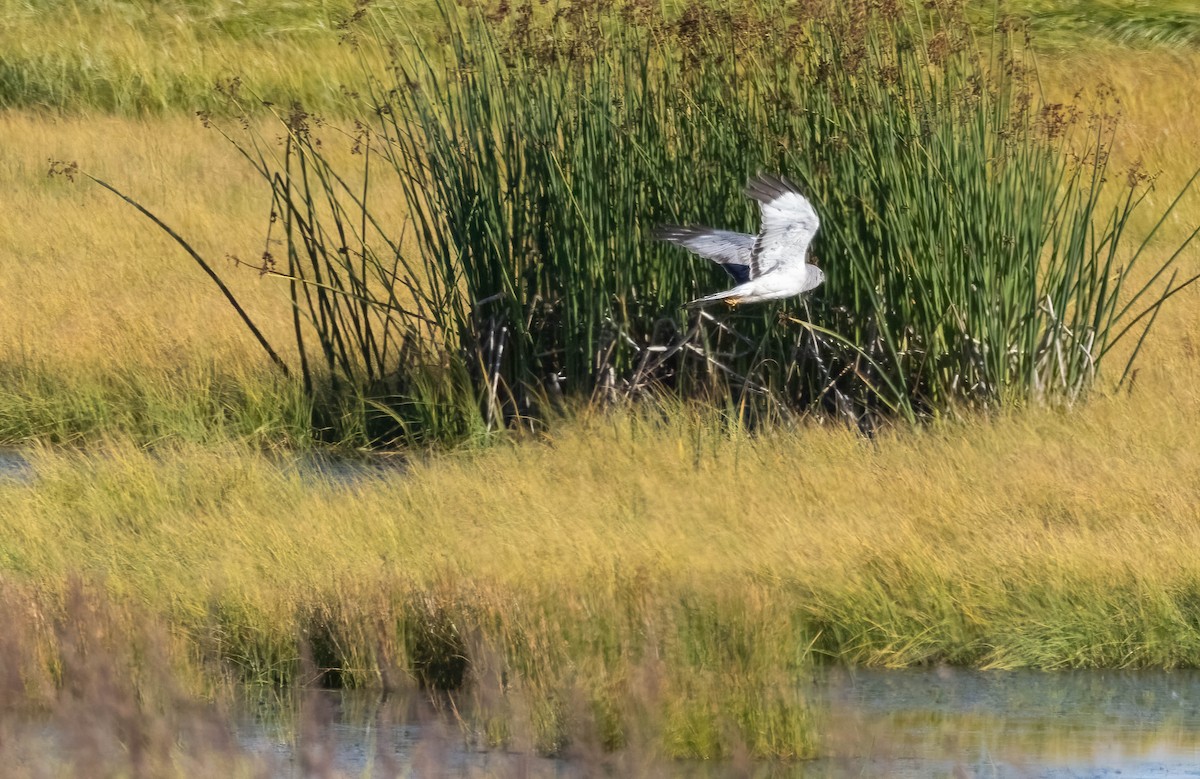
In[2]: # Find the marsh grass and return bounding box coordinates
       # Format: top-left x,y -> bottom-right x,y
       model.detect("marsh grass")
9,9 -> 1200,447
0,578 -> 799,775
0,490 -> 821,760
7,383 -> 1200,759
4,43 -> 1197,447
0,0 -> 407,116
1002,0 -> 1200,48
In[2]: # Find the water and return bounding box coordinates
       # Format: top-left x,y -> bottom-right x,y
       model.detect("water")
3,633 -> 1198,776
275,451 -> 408,485
217,669 -> 1200,777
11,668 -> 1200,776
0,448 -> 30,482
811,667 -> 1200,777
0,448 -> 404,487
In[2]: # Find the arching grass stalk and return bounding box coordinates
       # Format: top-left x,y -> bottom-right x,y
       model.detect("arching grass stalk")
47,161 -> 291,380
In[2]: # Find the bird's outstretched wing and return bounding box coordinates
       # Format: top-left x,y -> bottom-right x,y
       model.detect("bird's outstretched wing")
652,225 -> 754,284
744,173 -> 819,279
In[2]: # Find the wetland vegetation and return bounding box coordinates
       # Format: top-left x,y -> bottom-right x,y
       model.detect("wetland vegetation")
3,0 -> 1200,772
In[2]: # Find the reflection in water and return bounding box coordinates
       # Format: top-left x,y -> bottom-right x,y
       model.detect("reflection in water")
7,644 -> 1200,776
233,691 -> 578,778
813,667 -> 1200,777
227,669 -> 1200,777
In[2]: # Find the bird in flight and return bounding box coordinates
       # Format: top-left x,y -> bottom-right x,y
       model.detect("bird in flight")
654,173 -> 823,308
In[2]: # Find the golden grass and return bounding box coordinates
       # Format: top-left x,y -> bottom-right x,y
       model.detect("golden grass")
0,109 -> 419,357
1039,47 -> 1200,235
1043,48 -> 1200,382
1,0 -> 1194,119
4,380 -> 1200,754
1,112 -> 326,369
11,388 -> 1200,606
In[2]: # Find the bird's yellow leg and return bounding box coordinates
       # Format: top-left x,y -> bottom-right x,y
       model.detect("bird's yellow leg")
725,297 -> 742,310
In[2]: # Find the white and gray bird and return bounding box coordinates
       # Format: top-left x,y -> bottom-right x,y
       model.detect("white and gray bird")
654,173 -> 823,308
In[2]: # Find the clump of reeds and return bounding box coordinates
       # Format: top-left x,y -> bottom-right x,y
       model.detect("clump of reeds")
376,0 -> 1198,433
79,0 -> 1200,443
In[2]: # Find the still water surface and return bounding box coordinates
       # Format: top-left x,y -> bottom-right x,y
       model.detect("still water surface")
0,448 -> 30,482
229,668 -> 1200,777
814,667 -> 1200,777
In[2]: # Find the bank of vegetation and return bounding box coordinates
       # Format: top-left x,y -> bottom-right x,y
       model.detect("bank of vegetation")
6,392 -> 1200,764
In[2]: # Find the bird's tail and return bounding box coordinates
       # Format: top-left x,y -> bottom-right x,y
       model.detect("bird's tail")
685,288 -> 742,309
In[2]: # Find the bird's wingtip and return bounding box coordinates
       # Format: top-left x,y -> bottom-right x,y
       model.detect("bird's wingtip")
651,224 -> 681,241
745,171 -> 803,203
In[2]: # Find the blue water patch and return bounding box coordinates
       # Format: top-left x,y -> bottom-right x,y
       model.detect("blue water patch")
0,449 -> 31,483
809,667 -> 1200,777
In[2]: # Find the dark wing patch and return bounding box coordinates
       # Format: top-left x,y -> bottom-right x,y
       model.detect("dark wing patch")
653,225 -> 755,283
721,263 -> 751,284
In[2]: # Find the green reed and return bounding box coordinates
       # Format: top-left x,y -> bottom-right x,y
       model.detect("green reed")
362,0 -> 1199,435
81,0 -> 1200,443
